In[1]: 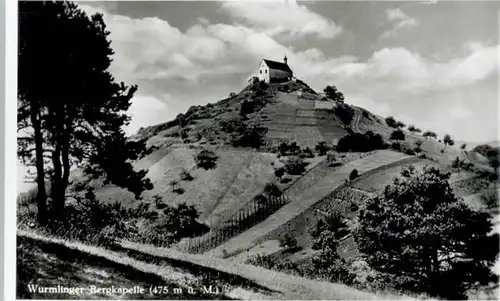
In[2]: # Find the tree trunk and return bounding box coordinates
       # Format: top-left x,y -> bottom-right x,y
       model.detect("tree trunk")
30,108 -> 47,225
51,140 -> 64,219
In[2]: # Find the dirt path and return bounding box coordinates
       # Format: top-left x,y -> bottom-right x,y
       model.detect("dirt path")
117,240 -> 404,300
206,150 -> 411,258
17,230 -> 278,300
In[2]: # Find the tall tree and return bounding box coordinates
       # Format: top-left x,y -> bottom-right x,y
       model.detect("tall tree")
443,134 -> 454,151
18,1 -> 153,221
354,166 -> 499,299
323,85 -> 345,103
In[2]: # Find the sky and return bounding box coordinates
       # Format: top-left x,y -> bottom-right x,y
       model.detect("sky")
77,0 -> 499,143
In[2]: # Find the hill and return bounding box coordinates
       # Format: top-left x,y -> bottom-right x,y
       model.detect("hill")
34,77 -> 499,300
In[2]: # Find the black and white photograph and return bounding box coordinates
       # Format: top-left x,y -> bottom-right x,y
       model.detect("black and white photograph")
11,0 -> 500,299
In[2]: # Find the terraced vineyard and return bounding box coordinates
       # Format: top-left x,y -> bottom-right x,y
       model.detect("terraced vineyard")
260,92 -> 347,148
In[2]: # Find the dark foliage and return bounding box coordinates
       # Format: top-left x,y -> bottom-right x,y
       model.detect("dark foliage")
300,147 -> 315,158
349,169 -> 359,180
231,124 -> 267,150
284,156 -> 308,175
385,116 -> 397,128
18,1 -> 152,222
323,85 -> 345,102
334,104 -> 355,125
390,129 -> 405,141
473,144 -> 500,170
274,166 -> 285,179
195,149 -> 218,170
337,131 -> 387,153
423,131 -> 438,139
354,166 -> 499,299
263,183 -> 282,197
315,141 -> 329,156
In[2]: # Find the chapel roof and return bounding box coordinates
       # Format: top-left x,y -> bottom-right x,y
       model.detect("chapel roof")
262,59 -> 293,73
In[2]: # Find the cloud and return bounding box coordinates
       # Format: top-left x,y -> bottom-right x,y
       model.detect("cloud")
79,4 -> 498,142
220,0 -> 342,39
124,95 -> 172,136
329,45 -> 498,95
381,8 -> 418,38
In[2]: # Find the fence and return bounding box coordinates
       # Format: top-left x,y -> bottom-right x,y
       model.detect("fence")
177,193 -> 289,254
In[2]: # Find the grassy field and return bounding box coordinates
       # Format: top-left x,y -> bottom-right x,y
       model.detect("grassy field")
94,147 -> 283,228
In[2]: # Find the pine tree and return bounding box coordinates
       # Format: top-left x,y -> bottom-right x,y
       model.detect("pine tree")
18,1 -> 153,221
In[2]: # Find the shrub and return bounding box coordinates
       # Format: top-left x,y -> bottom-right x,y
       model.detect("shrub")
300,147 -> 315,158
284,156 -> 307,175
396,121 -> 406,128
334,104 -> 355,125
240,97 -> 265,116
288,142 -> 301,155
337,131 -> 387,153
219,117 -> 244,133
354,166 -> 499,299
390,142 -> 402,151
263,183 -> 282,197
423,131 -> 437,139
390,129 -> 405,140
278,141 -> 289,156
195,149 -> 218,170
274,166 -> 285,179
229,92 -> 236,98
280,233 -> 299,249
385,116 -> 397,128
315,141 -> 329,156
349,169 -> 359,180
231,125 -> 267,149
404,148 -> 416,156
323,85 -> 345,102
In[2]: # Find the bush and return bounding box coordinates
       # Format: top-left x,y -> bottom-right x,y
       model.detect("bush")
280,233 -> 299,249
288,142 -> 301,156
195,149 -> 218,169
274,166 -> 285,179
219,117 -> 244,133
323,85 -> 345,102
334,104 -> 355,125
284,156 -> 307,175
354,166 -> 499,299
404,148 -> 416,156
300,147 -> 315,158
385,116 -> 397,128
396,121 -> 406,128
349,169 -> 359,181
278,141 -> 289,156
231,125 -> 267,149
390,142 -> 402,151
240,98 -> 265,116
315,141 -> 329,156
263,183 -> 282,197
423,131 -> 437,139
337,131 -> 387,152
390,129 -> 405,140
